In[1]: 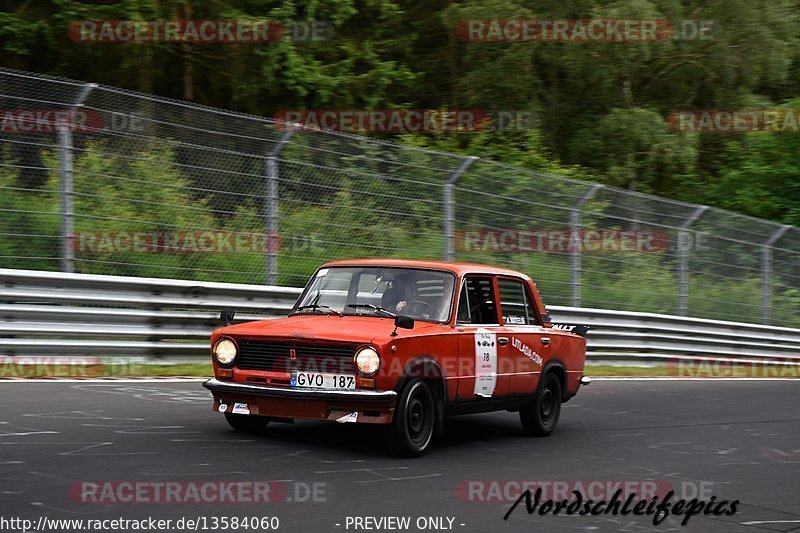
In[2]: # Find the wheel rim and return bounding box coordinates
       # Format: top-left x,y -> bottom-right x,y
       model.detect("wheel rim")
406,386 -> 432,444
541,388 -> 554,419
539,377 -> 558,427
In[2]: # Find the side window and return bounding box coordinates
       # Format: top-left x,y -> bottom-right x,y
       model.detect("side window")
498,278 -> 539,325
457,276 -> 498,325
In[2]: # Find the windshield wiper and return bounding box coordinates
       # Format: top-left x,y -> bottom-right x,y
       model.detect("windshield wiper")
291,304 -> 342,316
346,303 -> 396,318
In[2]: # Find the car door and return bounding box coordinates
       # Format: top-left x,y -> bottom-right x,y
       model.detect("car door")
455,275 -> 514,401
496,276 -> 550,396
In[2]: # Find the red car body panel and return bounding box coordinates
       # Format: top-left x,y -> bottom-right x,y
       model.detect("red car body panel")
205,259 -> 587,423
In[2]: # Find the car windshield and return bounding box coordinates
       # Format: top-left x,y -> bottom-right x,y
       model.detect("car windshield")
294,267 -> 456,323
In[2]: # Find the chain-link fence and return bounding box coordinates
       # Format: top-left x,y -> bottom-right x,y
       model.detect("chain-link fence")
1,68 -> 799,327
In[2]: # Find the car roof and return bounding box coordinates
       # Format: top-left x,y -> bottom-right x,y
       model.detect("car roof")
321,258 -> 533,280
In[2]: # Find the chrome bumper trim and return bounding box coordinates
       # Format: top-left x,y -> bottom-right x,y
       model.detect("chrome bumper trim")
580,376 -> 592,386
203,378 -> 397,403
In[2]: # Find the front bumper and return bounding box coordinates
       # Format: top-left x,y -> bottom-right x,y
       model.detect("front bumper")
203,378 -> 397,424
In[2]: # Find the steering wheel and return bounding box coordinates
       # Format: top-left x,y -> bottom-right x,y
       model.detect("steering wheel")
405,300 -> 438,319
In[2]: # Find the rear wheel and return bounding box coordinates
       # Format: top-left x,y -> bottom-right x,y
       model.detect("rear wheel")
384,379 -> 435,457
224,412 -> 270,433
520,372 -> 562,436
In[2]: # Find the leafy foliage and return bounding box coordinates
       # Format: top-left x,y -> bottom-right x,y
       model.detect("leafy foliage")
1,1 -> 799,222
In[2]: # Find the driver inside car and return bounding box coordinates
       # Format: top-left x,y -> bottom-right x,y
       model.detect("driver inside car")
381,273 -> 414,313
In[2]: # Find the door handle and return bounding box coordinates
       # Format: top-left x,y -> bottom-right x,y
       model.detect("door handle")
541,337 -> 551,346
498,337 -> 509,346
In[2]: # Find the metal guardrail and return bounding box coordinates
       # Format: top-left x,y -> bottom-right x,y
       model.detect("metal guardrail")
0,268 -> 300,357
549,306 -> 800,363
1,268 -> 798,363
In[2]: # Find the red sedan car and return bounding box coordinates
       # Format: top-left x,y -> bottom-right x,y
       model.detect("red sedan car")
203,259 -> 588,456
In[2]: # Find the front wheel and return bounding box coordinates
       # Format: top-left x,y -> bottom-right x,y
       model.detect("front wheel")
224,412 -> 270,433
384,380 -> 435,457
520,372 -> 562,436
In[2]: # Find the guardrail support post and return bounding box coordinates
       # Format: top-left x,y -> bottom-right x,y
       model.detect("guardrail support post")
677,205 -> 709,316
443,156 -> 478,261
570,184 -> 603,307
762,225 -> 790,325
59,82 -> 96,273
265,129 -> 295,286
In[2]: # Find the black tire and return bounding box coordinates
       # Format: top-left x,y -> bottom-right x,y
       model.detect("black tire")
384,379 -> 435,457
224,412 -> 270,433
520,372 -> 562,436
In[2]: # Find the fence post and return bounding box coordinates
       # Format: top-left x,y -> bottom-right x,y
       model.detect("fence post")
265,129 -> 295,286
570,184 -> 603,307
677,205 -> 709,316
443,156 -> 478,261
59,82 -> 96,273
761,224 -> 790,325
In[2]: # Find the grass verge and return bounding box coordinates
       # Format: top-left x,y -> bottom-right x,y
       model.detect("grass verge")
584,365 -> 668,377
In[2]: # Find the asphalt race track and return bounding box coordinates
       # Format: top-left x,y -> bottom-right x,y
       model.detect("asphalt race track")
0,379 -> 798,533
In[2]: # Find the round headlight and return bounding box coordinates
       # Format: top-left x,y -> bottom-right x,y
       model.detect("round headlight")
354,346 -> 380,376
213,338 -> 238,366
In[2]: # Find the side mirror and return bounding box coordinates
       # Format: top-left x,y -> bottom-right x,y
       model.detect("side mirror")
391,315 -> 415,336
220,310 -> 236,325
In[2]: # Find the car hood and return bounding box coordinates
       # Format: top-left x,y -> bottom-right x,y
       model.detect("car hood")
217,314 -> 444,345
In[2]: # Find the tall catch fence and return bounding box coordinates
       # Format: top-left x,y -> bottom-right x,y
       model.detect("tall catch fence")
1,68 -> 798,327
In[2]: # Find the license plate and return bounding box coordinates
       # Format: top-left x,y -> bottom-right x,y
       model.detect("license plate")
291,372 -> 355,390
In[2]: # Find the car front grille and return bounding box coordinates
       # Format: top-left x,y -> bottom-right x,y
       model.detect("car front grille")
235,340 -> 358,374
